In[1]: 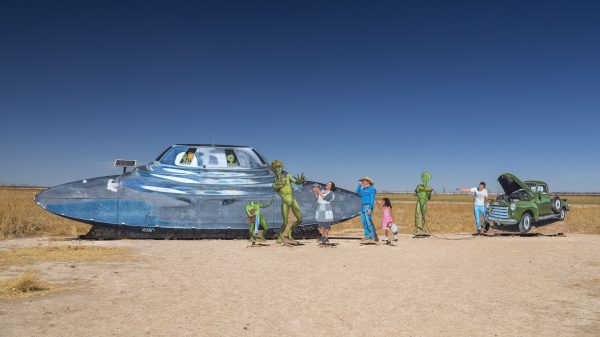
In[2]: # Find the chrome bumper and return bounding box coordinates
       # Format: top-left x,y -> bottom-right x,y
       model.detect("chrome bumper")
486,216 -> 518,225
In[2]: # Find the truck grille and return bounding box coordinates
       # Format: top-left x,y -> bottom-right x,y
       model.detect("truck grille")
489,206 -> 509,220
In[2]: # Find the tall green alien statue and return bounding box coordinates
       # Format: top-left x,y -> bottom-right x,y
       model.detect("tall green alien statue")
414,171 -> 433,236
270,160 -> 306,243
245,200 -> 273,242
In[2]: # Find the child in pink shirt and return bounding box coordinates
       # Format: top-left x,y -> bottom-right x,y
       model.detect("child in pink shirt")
379,198 -> 395,243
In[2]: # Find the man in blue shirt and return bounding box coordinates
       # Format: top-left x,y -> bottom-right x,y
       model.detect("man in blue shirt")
356,177 -> 377,241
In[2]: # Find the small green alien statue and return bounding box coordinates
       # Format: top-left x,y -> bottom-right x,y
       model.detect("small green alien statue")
245,200 -> 273,242
270,160 -> 306,243
226,153 -> 239,166
414,171 -> 433,235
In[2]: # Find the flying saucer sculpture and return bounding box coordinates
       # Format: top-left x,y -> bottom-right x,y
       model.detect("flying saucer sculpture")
35,144 -> 361,239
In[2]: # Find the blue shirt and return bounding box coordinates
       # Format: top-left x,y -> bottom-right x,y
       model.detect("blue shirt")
356,185 -> 376,209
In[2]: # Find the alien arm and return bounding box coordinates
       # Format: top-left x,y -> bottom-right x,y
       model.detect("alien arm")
289,172 -> 306,185
288,174 -> 298,184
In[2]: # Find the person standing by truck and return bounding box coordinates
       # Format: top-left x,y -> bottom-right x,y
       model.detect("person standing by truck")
458,182 -> 491,235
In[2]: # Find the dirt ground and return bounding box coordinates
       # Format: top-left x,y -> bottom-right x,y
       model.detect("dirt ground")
1,235 -> 599,337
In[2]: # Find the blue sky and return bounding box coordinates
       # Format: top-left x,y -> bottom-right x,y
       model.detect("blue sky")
1,1 -> 599,192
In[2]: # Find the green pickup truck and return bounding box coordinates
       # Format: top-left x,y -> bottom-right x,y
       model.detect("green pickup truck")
487,173 -> 569,233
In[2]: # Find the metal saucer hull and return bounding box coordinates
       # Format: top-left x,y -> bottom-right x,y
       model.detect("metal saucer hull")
35,166 -> 361,239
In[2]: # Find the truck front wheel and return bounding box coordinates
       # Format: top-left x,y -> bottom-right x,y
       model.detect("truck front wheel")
519,213 -> 533,233
559,208 -> 566,221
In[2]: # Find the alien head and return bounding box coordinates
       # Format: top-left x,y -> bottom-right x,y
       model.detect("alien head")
421,171 -> 431,186
270,160 -> 284,174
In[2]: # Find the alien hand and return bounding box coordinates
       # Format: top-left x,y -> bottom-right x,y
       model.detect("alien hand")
296,173 -> 306,184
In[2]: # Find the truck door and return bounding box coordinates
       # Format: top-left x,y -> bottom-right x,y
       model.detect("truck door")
537,184 -> 552,215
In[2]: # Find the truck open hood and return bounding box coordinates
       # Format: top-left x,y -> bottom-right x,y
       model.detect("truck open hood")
497,173 -> 533,196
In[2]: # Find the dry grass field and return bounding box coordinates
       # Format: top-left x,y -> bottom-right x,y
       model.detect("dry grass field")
1,187 -> 599,239
334,193 -> 600,235
0,188 -> 89,239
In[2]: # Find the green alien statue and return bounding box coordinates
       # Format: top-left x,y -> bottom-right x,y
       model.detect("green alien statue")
270,160 -> 306,243
414,171 -> 433,236
226,153 -> 239,166
245,200 -> 273,242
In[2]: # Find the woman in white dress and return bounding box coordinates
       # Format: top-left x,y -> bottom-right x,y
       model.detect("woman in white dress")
312,181 -> 336,244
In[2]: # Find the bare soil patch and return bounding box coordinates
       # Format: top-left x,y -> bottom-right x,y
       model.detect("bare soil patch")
1,235 -> 599,336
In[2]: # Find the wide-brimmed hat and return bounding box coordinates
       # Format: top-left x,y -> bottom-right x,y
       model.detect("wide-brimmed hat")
360,177 -> 374,185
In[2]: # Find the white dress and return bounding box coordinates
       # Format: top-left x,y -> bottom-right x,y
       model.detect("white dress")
315,191 -> 335,223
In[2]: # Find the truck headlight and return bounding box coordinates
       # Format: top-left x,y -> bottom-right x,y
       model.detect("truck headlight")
510,203 -> 517,211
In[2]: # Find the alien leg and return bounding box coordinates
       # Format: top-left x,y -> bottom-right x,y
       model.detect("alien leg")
421,202 -> 428,233
248,217 -> 256,242
278,202 -> 290,243
287,199 -> 303,240
414,202 -> 420,234
415,201 -> 425,234
258,215 -> 268,240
